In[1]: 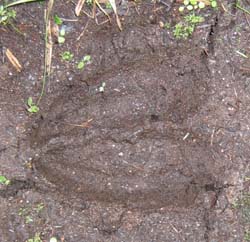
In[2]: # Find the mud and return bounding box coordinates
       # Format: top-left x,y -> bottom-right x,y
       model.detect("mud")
0,0 -> 250,241
31,41 -> 217,209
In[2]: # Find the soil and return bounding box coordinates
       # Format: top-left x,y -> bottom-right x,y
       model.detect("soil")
0,0 -> 250,241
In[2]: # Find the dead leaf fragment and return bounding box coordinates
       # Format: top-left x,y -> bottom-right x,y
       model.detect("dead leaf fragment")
5,48 -> 22,72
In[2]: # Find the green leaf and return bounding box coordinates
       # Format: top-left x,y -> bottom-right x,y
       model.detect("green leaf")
0,175 -> 10,185
28,105 -> 39,113
27,97 -> 33,107
59,28 -> 65,36
25,215 -> 33,224
77,61 -> 85,69
83,55 -> 91,62
105,2 -> 112,9
61,51 -> 74,61
27,97 -> 39,113
179,6 -> 185,12
26,233 -> 42,242
198,2 -> 205,8
164,22 -> 171,29
58,36 -> 65,44
54,15 -> 63,25
50,237 -> 58,242
211,0 -> 217,7
190,0 -> 197,5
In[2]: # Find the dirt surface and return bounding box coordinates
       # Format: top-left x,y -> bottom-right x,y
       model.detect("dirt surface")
0,0 -> 250,241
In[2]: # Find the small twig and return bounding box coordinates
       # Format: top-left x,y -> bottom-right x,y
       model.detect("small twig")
183,132 -> 190,140
221,3 -> 227,12
60,18 -> 78,22
77,19 -> 89,41
170,223 -> 180,233
61,118 -> 93,128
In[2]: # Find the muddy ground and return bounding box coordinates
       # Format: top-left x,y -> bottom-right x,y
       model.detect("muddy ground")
0,0 -> 250,241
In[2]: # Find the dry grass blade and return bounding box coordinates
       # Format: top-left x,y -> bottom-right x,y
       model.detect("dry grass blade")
46,20 -> 53,77
5,0 -> 44,8
107,0 -> 122,30
95,0 -> 111,22
38,0 -> 54,104
63,119 -> 93,128
46,0 -> 54,22
5,48 -> 22,72
45,0 -> 53,77
75,0 -> 86,16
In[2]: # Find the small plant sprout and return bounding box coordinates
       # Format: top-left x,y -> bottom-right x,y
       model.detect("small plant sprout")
174,23 -> 194,39
164,22 -> 171,29
25,215 -> 33,224
58,27 -> 66,44
1,0 -> 45,25
77,55 -> 92,70
26,233 -> 42,242
50,237 -> 58,242
0,175 -> 10,185
198,1 -> 205,8
179,6 -> 185,12
61,51 -> 74,61
86,0 -> 93,5
27,97 -> 39,113
54,14 -> 63,25
184,14 -> 204,24
99,82 -> 106,92
34,203 -> 44,213
210,0 -> 217,8
105,2 -> 112,9
0,5 -> 16,25
174,13 -> 204,39
83,55 -> 91,62
178,0 -> 217,12
190,0 -> 197,5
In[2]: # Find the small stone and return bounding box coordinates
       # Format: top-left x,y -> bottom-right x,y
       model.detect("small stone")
159,21 -> 164,28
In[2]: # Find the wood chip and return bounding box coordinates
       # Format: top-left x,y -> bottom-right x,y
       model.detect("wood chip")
5,48 -> 22,72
